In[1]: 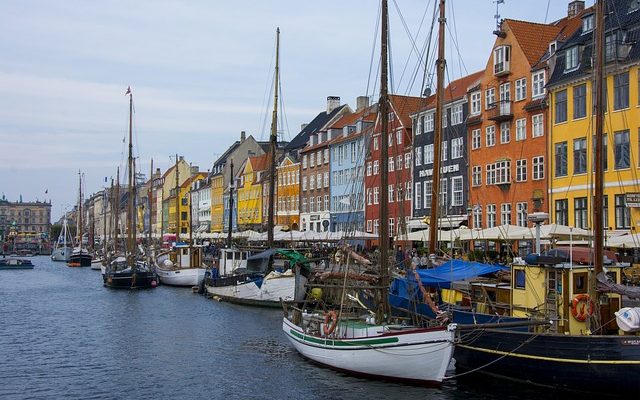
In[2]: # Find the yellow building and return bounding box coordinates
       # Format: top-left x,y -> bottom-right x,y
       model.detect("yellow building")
237,154 -> 269,230
276,155 -> 300,230
547,10 -> 640,234
160,156 -> 193,235
211,174 -> 225,232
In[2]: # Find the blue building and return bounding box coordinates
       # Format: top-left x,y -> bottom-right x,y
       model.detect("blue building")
328,102 -> 375,234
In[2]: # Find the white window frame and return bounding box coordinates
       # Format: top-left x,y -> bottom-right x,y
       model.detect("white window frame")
532,114 -> 544,137
472,165 -> 482,186
451,176 -> 463,206
424,144 -> 434,164
515,78 -> 527,101
532,156 -> 544,180
470,91 -> 481,115
516,118 -> 526,141
532,70 -> 546,98
472,129 -> 481,150
486,125 -> 496,147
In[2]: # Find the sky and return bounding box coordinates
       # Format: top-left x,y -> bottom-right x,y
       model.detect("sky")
0,0 -> 587,221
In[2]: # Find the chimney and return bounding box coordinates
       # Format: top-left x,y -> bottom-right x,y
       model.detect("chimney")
356,96 -> 369,112
568,1 -> 585,18
154,168 -> 161,179
240,130 -> 246,142
326,96 -> 340,113
179,156 -> 184,162
301,123 -> 308,131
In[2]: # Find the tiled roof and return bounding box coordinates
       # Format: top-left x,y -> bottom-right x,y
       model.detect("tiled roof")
506,19 -> 565,66
249,153 -> 270,173
389,94 -> 427,127
284,104 -> 350,151
415,70 -> 484,113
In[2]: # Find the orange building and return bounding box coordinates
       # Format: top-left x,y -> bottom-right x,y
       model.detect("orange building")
467,13 -> 583,250
276,155 -> 300,230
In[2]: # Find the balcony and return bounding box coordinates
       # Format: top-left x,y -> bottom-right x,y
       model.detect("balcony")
487,100 -> 513,122
493,60 -> 511,76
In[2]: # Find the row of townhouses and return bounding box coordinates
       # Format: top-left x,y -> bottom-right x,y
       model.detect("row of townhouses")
81,1 -> 639,247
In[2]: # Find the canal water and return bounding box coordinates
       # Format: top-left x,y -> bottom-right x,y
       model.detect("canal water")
0,256 -> 591,400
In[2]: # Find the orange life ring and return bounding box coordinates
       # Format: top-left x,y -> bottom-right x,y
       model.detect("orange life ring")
323,310 -> 338,336
571,294 -> 595,322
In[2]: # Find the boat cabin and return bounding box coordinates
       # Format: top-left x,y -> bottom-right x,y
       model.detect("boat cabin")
217,248 -> 249,276
169,244 -> 202,269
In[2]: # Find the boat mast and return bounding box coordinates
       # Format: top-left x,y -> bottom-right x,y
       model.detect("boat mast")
126,87 -> 135,259
148,158 -> 153,246
228,159 -> 234,248
267,27 -> 280,248
592,0 -> 605,310
102,188 -> 107,251
114,167 -> 120,254
377,0 -> 390,324
175,153 -> 180,243
188,171 -> 193,245
429,0 -> 446,256
77,170 -> 83,249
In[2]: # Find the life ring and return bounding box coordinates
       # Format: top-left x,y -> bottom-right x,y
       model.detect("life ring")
571,294 -> 595,322
323,310 -> 338,336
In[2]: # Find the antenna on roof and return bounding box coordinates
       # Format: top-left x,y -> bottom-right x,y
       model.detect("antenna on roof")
493,0 -> 506,38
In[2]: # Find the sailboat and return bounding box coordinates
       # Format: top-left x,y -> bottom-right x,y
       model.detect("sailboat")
67,171 -> 93,267
51,212 -> 73,262
154,155 -> 207,287
392,1 -> 640,394
102,87 -> 157,289
282,1 -> 456,384
204,28 -> 308,306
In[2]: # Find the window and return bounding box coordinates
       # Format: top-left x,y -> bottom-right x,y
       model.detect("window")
614,72 -> 629,110
487,204 -> 497,228
396,155 -> 402,170
425,113 -> 434,132
396,183 -> 402,202
302,176 -> 308,191
452,176 -> 463,206
302,155 -> 307,169
532,156 -> 544,180
516,202 -> 528,227
309,175 -> 315,190
614,130 -> 630,169
494,160 -> 511,184
424,180 -> 433,209
582,14 -> 594,32
573,84 -> 587,119
317,173 -> 322,189
574,197 -> 588,229
555,89 -> 567,123
574,137 -> 587,174
424,144 -> 434,164
367,188 -> 372,205
439,178 -> 447,206
396,130 -> 403,145
615,194 -> 631,229
515,118 -> 526,141
373,187 -> 379,204
451,137 -> 463,159
366,162 -> 372,176
389,218 -> 395,237
415,147 -> 422,166
472,129 -> 481,149
388,184 -> 394,203
514,269 -> 526,289
515,78 -> 527,101
373,160 -> 379,175
441,140 -> 448,161
366,220 -> 372,232
555,141 -> 568,177
532,70 -> 545,98
516,159 -> 527,182
605,31 -> 623,62
472,166 -> 482,186
486,163 -> 495,185
532,114 -> 544,137
309,196 -> 315,213
374,219 -> 379,234
373,137 -> 379,150
565,46 -> 579,71
493,45 -> 510,75
317,196 -> 322,211
309,153 -> 315,167
500,122 -> 510,144
555,199 -> 568,226
501,203 -> 512,225
499,82 -> 511,102
324,195 -> 329,211
486,125 -> 496,146
415,116 -> 422,135
405,153 -> 411,169
405,182 -> 412,201
485,88 -> 496,109
473,207 -> 482,229
389,156 -> 395,172
324,148 -> 329,164
415,182 -> 422,209
451,104 -> 463,125
324,172 -> 329,188
471,91 -> 481,115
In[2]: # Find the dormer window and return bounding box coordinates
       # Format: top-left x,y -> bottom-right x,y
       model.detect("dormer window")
565,46 -> 580,71
549,41 -> 557,55
582,14 -> 594,33
493,45 -> 511,76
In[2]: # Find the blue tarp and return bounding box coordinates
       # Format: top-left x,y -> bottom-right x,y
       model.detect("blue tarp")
408,259 -> 507,289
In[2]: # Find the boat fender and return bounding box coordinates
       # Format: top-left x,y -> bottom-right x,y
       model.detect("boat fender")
571,294 -> 595,322
323,310 -> 338,336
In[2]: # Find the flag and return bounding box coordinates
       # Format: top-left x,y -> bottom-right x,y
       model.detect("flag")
125,86 -> 131,95
104,176 -> 108,183
45,189 -> 48,194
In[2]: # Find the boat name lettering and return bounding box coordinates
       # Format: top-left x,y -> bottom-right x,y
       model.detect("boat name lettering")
419,164 -> 459,178
622,339 -> 640,346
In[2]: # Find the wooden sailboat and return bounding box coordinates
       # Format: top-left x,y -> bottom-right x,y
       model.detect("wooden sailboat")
441,1 -> 640,394
68,171 -> 93,267
103,87 -> 157,289
204,27 -> 307,306
154,155 -> 207,287
51,211 -> 73,262
282,0 -> 456,385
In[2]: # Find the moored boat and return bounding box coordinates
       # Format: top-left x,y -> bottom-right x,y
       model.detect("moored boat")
154,244 -> 206,287
0,257 -> 34,270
